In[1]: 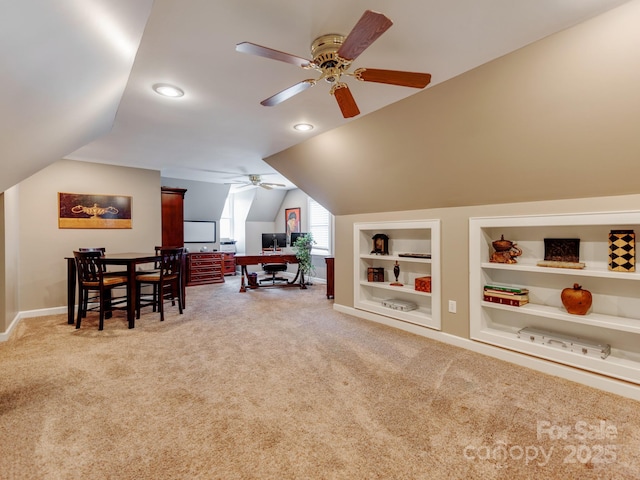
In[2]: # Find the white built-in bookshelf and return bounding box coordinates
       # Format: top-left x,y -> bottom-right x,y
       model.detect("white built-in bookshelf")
354,220 -> 440,330
469,212 -> 640,385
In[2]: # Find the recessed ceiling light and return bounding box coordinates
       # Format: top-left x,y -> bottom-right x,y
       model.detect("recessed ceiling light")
153,83 -> 184,98
293,123 -> 313,132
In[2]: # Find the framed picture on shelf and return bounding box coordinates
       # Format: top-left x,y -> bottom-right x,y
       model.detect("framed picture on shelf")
285,207 -> 301,237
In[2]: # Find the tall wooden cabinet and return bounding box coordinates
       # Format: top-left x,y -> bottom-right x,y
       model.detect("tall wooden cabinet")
161,187 -> 187,247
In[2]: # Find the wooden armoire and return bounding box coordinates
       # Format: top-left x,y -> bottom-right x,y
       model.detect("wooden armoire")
161,187 -> 187,247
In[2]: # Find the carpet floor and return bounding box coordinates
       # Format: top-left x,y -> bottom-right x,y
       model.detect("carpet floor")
1,277 -> 639,479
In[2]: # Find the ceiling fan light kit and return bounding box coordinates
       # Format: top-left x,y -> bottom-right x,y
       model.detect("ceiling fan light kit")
236,10 -> 431,118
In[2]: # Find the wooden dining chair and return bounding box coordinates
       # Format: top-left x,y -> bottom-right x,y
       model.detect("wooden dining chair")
73,250 -> 128,330
135,247 -> 184,322
77,247 -> 128,313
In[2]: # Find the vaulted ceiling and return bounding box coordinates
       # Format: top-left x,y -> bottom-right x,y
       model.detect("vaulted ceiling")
1,0 -> 632,199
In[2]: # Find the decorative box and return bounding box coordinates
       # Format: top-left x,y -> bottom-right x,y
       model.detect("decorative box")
517,327 -> 610,359
381,299 -> 417,312
367,267 -> 384,282
414,276 -> 432,293
609,230 -> 635,272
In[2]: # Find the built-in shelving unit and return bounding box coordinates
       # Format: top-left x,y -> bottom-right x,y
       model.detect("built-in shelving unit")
354,220 -> 440,330
469,212 -> 640,385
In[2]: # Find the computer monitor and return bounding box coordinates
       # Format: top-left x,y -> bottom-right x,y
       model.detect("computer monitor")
261,233 -> 287,250
290,232 -> 308,245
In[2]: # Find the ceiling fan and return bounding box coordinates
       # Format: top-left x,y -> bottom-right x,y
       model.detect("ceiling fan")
226,174 -> 286,190
236,10 -> 431,119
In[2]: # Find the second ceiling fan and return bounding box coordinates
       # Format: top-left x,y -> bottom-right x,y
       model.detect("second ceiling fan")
236,10 -> 431,118
226,174 -> 285,190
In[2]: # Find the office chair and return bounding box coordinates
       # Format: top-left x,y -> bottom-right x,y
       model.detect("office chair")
260,263 -> 288,284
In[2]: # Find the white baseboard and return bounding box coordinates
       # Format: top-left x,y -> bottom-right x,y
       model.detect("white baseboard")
334,304 -> 640,402
0,312 -> 20,342
0,306 -> 69,342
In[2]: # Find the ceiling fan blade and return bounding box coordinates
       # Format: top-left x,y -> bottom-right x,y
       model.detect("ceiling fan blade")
353,68 -> 431,89
259,184 -> 273,190
332,84 -> 360,118
261,182 -> 286,188
260,80 -> 315,106
337,10 -> 393,61
228,183 -> 254,190
236,42 -> 312,68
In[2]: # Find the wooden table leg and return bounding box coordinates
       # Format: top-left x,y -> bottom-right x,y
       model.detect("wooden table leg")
67,258 -> 76,324
240,265 -> 247,292
127,263 -> 136,328
288,264 -> 306,289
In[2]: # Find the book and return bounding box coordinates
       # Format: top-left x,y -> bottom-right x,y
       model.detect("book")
483,284 -> 529,294
483,295 -> 529,307
483,291 -> 529,301
484,288 -> 528,297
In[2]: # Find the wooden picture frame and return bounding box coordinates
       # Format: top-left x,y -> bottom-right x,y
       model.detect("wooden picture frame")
285,207 -> 301,237
58,192 -> 132,229
543,238 -> 580,263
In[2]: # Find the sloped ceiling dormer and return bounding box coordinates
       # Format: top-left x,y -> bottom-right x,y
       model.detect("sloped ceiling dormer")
0,1 -> 153,192
264,1 -> 640,215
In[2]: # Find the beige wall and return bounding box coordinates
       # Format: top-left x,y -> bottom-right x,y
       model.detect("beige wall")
0,187 -> 20,335
336,193 -> 640,338
262,1 -> 640,341
16,159 -> 161,312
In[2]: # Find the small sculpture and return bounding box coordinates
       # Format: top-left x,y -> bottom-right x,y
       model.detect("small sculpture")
390,261 -> 403,286
490,235 -> 522,264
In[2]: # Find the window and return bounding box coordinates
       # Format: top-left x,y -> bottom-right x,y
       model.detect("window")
308,198 -> 332,255
219,195 -> 233,239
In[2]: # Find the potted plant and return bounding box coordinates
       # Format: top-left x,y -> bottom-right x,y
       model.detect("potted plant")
293,233 -> 316,282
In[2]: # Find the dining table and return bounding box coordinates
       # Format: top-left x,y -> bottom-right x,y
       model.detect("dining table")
66,252 -> 164,329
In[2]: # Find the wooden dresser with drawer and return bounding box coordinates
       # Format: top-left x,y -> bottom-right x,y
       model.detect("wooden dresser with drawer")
186,252 -> 224,286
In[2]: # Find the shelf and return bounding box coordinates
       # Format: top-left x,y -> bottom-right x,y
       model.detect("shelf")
481,301 -> 640,334
360,254 -> 432,263
360,280 -> 432,296
474,327 -> 640,385
481,262 -> 640,280
357,298 -> 434,328
470,211 -> 640,387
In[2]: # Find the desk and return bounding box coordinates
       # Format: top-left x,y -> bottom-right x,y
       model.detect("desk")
67,252 -> 163,329
234,254 -> 305,292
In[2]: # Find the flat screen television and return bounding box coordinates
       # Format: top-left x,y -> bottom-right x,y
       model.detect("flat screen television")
262,233 -> 287,250
184,220 -> 216,243
290,232 -> 308,245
